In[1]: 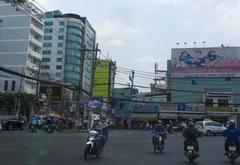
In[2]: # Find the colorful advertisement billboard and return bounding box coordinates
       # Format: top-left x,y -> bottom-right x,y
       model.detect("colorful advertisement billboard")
171,47 -> 240,77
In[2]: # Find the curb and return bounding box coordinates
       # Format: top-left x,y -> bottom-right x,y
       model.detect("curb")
61,129 -> 88,133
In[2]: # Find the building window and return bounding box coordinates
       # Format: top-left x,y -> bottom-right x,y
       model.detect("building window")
56,65 -> 62,70
205,99 -> 213,106
58,43 -> 63,47
11,81 -> 15,91
218,99 -> 229,107
58,35 -> 64,40
119,103 -> 125,110
57,50 -> 63,54
59,28 -> 64,33
42,50 -> 51,55
225,77 -> 231,81
42,58 -> 51,62
59,21 -> 65,26
56,73 -> 61,77
192,79 -> 197,85
4,80 -> 8,91
44,28 -> 53,33
44,36 -> 52,40
41,65 -> 50,69
43,43 -> 52,47
44,21 -> 53,26
57,58 -> 62,62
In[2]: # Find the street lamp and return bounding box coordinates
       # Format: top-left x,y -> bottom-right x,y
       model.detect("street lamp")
203,41 -> 206,47
193,42 -> 197,47
176,43 -> 180,48
184,42 -> 187,48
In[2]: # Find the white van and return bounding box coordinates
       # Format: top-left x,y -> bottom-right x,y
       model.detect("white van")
196,120 -> 226,136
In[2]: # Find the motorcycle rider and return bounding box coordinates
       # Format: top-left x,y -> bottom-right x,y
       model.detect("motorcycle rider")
30,115 -> 37,132
224,120 -> 240,155
91,117 -> 106,147
183,121 -> 200,156
152,120 -> 166,146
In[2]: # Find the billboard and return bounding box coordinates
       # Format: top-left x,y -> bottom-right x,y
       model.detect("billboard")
93,60 -> 110,101
171,47 -> 240,77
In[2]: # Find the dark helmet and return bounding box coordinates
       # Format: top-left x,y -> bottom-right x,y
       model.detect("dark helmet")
229,120 -> 236,128
187,121 -> 194,128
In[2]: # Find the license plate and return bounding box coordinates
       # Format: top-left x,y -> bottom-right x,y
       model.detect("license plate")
187,146 -> 194,150
229,146 -> 236,151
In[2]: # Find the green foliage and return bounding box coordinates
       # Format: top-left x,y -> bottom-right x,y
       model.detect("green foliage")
0,93 -> 34,116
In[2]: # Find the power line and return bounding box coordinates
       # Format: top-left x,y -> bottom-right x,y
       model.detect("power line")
0,65 -> 90,95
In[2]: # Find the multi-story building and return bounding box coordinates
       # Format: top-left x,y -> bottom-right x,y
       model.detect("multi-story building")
41,10 -> 96,96
167,46 -> 240,125
0,1 -> 43,94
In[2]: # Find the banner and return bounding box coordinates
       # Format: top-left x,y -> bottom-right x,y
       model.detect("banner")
171,47 -> 240,77
178,103 -> 205,112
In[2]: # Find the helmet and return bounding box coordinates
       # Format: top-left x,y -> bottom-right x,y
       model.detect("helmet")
187,121 -> 194,128
229,120 -> 236,128
157,120 -> 162,124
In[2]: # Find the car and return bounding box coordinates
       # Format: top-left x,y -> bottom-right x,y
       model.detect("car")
2,118 -> 24,130
196,120 -> 226,136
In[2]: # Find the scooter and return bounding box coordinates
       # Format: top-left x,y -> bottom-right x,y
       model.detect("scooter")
84,130 -> 105,160
185,144 -> 199,163
152,133 -> 164,153
225,144 -> 239,163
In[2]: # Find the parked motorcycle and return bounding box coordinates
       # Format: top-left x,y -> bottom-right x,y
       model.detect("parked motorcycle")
44,124 -> 56,133
225,144 -> 239,163
152,133 -> 164,153
185,143 -> 199,163
84,130 -> 105,160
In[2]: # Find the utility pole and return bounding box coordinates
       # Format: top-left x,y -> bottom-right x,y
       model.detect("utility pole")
90,43 -> 98,98
76,44 -> 86,129
128,70 -> 135,129
16,67 -> 24,118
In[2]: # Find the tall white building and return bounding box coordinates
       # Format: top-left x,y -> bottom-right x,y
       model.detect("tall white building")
41,10 -> 96,96
0,1 -> 43,94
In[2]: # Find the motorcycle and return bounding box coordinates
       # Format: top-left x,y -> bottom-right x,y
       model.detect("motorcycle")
44,124 -> 56,133
29,123 -> 37,133
84,130 -> 105,160
152,133 -> 164,153
225,144 -> 239,163
185,143 -> 199,163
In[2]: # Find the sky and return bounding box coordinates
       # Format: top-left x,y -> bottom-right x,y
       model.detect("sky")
37,0 -> 240,92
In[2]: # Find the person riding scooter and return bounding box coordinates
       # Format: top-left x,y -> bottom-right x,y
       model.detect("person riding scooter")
224,120 -> 240,155
152,120 -> 166,146
183,121 -> 201,156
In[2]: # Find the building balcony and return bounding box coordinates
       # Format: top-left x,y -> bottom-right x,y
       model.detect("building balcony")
27,61 -> 39,71
29,36 -> 42,48
30,23 -> 44,36
28,49 -> 41,60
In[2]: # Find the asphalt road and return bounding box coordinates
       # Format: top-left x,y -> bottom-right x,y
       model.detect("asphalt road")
0,129 -> 236,165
